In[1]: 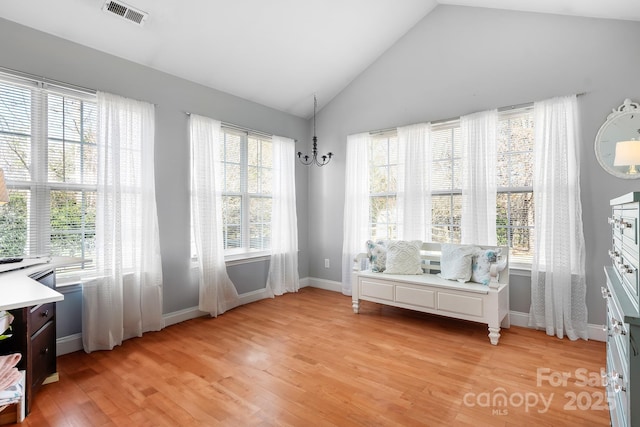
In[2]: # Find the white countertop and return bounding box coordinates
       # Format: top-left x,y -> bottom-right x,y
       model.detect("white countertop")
0,257 -> 84,311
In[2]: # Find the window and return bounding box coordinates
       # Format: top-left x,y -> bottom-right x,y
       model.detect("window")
369,133 -> 398,241
496,110 -> 534,263
219,129 -> 273,255
366,107 -> 535,264
0,73 -> 97,276
431,124 -> 462,243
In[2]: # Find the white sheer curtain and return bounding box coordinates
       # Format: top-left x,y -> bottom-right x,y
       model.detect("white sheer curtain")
342,132 -> 371,296
461,109 -> 498,245
529,95 -> 587,340
82,92 -> 163,353
266,135 -> 299,296
190,114 -> 240,316
397,123 -> 432,241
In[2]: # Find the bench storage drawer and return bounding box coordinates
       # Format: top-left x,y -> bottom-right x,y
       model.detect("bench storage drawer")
395,286 -> 435,309
360,279 -> 394,301
437,292 -> 483,317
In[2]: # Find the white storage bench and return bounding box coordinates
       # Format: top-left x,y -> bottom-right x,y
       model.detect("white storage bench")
352,242 -> 510,345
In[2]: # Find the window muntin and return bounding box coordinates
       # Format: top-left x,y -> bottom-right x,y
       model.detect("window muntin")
219,130 -> 273,255
431,125 -> 462,243
496,110 -> 535,263
247,136 -> 272,251
365,108 -> 535,264
369,134 -> 398,241
0,75 -> 97,275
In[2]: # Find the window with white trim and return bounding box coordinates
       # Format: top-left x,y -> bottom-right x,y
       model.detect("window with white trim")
496,109 -> 534,263
431,123 -> 462,243
366,107 -> 535,264
369,133 -> 398,241
202,129 -> 273,257
0,73 -> 97,275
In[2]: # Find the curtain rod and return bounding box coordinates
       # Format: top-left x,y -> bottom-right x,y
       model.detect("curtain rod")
186,112 -> 272,138
0,65 -> 96,95
368,92 -> 587,135
186,112 -> 297,142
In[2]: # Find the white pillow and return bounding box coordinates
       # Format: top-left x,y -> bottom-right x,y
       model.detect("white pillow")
440,243 -> 476,282
383,240 -> 423,275
471,248 -> 502,285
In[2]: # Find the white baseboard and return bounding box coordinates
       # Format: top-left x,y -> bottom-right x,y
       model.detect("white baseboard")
508,310 -> 530,328
57,333 -> 83,356
57,287 -> 275,356
305,277 -> 342,293
238,288 -> 272,305
508,310 -> 606,342
587,324 -> 606,342
301,280 -> 608,343
57,287 -> 605,356
163,306 -> 204,327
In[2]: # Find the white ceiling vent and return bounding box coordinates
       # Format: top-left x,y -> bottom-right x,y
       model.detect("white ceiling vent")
102,0 -> 148,26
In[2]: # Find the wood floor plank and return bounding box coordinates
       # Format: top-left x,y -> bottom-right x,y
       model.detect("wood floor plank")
7,287 -> 610,426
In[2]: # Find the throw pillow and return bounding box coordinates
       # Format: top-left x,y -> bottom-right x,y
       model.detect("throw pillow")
383,240 -> 423,275
440,243 -> 476,282
471,248 -> 502,285
366,240 -> 387,272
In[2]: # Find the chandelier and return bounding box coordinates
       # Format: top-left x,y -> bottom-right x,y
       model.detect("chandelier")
297,95 -> 333,166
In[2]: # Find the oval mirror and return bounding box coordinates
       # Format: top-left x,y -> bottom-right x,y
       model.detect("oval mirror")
595,98 -> 640,179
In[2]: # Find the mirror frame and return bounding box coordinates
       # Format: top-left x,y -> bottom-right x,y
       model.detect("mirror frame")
595,98 -> 640,179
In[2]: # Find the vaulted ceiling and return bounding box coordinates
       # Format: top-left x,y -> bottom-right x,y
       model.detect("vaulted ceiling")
1,0 -> 638,117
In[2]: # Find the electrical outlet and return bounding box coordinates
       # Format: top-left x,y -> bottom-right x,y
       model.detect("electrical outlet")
324,258 -> 330,268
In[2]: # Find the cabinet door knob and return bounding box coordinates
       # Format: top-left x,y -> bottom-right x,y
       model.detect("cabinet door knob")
613,382 -> 627,393
612,319 -> 627,335
40,347 -> 49,355
41,310 -> 49,318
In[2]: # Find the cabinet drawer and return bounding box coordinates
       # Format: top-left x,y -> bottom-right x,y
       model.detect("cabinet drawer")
620,208 -> 639,254
29,302 -> 54,335
360,279 -> 394,301
607,292 -> 629,361
618,248 -> 639,305
30,320 -> 56,390
606,351 -> 629,427
395,286 -> 435,309
608,328 -> 628,380
437,292 -> 483,317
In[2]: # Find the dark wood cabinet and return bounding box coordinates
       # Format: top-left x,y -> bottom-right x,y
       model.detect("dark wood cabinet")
1,269 -> 57,415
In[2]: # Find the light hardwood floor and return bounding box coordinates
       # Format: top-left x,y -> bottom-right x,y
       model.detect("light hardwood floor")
8,287 -> 610,426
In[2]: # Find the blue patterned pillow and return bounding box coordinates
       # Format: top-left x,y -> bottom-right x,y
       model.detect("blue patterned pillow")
471,248 -> 502,285
366,240 -> 387,272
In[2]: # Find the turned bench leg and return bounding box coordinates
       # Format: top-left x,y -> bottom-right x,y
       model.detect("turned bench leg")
352,299 -> 359,313
488,325 -> 501,345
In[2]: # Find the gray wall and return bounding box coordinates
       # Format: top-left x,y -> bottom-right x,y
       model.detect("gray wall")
0,18 -> 310,336
309,5 -> 640,325
3,5 -> 640,337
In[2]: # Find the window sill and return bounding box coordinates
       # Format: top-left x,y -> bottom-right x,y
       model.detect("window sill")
55,273 -> 84,287
226,252 -> 271,266
190,251 -> 271,270
509,263 -> 532,277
